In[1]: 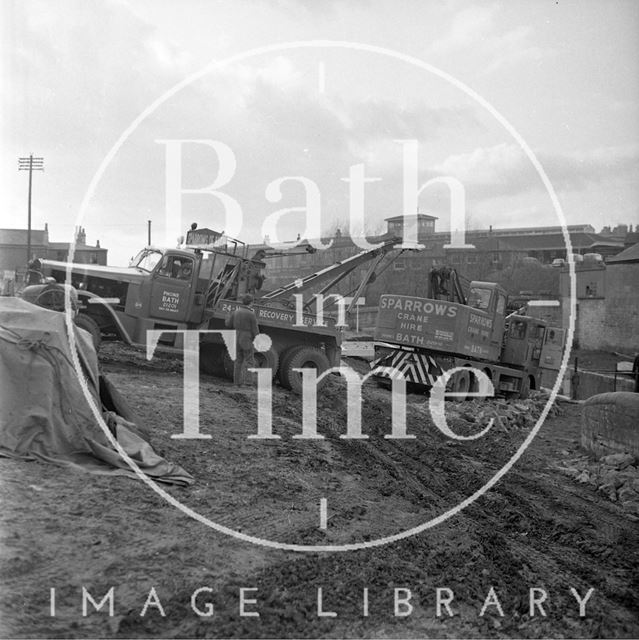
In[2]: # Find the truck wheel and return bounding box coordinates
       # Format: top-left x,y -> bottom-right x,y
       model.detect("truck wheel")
279,346 -> 330,394
446,369 -> 470,402
254,347 -> 279,380
277,346 -> 304,384
519,376 -> 531,400
74,314 -> 102,351
34,284 -> 66,311
199,343 -> 226,377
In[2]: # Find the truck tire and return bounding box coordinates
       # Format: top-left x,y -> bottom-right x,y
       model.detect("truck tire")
199,343 -> 226,377
74,313 -> 102,351
277,346 -> 303,384
279,346 -> 330,394
519,375 -> 531,400
36,287 -> 65,311
446,369 -> 470,402
254,347 -> 280,380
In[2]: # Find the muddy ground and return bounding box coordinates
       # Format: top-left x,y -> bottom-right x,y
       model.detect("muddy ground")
1,342 -> 638,638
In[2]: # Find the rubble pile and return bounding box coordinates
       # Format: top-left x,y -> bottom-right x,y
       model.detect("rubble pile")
557,452 -> 639,519
448,391 -> 565,434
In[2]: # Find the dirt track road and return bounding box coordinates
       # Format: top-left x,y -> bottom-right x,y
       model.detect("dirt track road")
1,343 -> 638,638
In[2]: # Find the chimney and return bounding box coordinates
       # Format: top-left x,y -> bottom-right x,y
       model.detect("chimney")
96,239 -> 100,248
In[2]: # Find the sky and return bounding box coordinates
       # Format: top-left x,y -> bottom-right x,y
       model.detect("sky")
2,0 -> 638,265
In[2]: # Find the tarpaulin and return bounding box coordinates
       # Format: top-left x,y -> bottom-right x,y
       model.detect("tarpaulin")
0,297 -> 193,486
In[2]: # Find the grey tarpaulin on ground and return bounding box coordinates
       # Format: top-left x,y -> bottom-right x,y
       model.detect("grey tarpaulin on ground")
0,297 -> 193,486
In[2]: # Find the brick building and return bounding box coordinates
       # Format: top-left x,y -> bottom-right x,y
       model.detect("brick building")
0,225 -> 107,288
252,215 -> 627,303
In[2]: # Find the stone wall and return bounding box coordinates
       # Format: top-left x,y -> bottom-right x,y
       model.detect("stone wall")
604,263 -> 639,350
561,262 -> 638,351
576,299 -> 607,349
582,393 -> 639,457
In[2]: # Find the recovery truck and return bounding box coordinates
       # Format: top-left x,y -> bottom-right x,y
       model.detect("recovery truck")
30,227 -> 406,393
372,267 -> 548,399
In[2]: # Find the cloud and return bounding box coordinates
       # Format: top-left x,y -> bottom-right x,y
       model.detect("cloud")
429,4 -> 548,73
1,0 -> 200,250
3,0 -> 191,152
482,26 -> 545,74
539,145 -> 639,191
434,143 -> 526,186
430,4 -> 497,54
432,143 -> 639,199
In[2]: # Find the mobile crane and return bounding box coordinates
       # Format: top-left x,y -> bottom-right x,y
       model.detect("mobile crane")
372,266 -> 548,399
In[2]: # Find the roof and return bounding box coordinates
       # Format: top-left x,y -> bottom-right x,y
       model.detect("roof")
606,242 -> 639,264
495,232 -> 624,252
0,228 -> 48,244
48,242 -> 105,251
464,224 -> 595,237
385,213 -> 438,222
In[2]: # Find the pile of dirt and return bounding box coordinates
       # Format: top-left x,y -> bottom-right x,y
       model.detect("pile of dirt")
556,452 -> 639,518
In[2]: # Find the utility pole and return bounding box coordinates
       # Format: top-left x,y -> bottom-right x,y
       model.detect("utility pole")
18,154 -> 44,265
148,220 -> 152,246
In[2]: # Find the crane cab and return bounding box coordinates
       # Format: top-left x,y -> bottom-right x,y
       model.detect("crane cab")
501,315 -> 547,369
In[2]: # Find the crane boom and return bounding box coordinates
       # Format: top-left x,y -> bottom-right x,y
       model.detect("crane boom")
258,236 -> 404,302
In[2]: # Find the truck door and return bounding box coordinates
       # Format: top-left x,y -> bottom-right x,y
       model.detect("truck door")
540,326 -> 565,370
149,254 -> 195,322
529,322 -> 546,367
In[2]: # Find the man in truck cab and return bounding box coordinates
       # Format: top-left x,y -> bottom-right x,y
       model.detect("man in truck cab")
157,255 -> 193,280
225,294 -> 259,386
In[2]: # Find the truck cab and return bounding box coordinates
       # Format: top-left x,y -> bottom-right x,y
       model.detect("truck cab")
129,248 -> 200,325
501,315 -> 547,370
466,282 -> 508,356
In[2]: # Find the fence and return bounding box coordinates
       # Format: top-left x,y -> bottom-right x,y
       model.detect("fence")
568,359 -> 637,400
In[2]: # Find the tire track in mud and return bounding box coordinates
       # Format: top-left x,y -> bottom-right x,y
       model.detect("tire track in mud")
21,346 -> 634,639
114,376 -> 637,638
